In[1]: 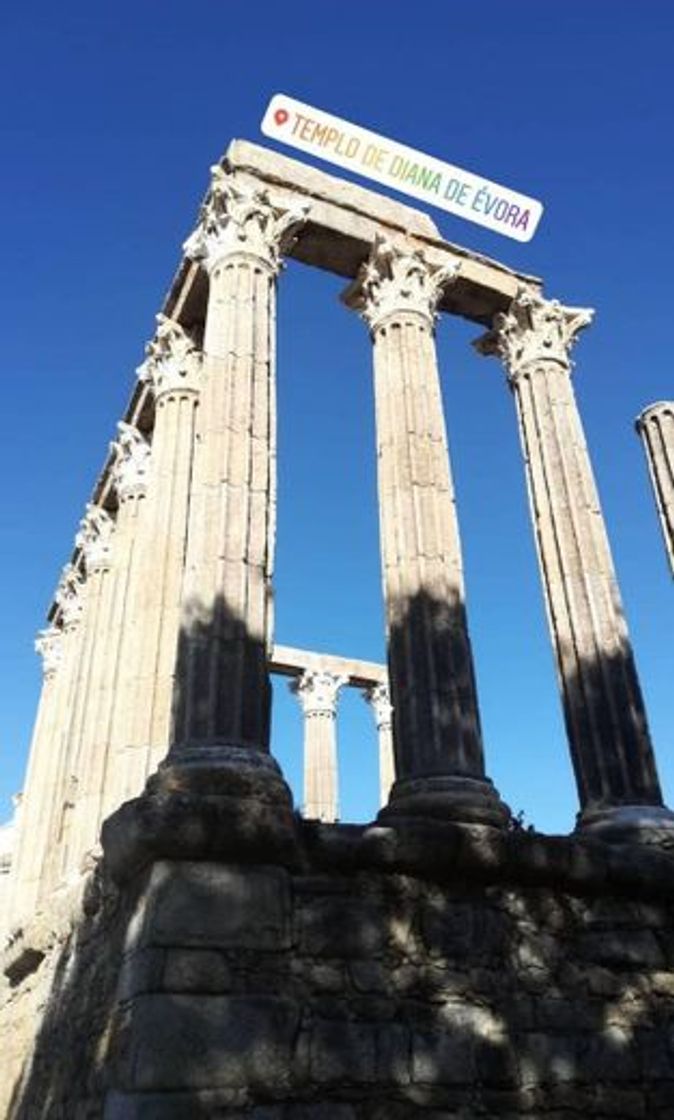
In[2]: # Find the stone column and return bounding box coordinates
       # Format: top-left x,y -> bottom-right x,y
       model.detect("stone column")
160,168 -> 308,799
39,564 -> 85,899
477,288 -> 673,836
103,317 -> 202,814
636,401 -> 674,577
7,626 -> 62,924
343,237 -> 508,826
363,681 -> 395,808
292,670 -> 346,821
59,505 -> 115,877
70,424 -> 150,852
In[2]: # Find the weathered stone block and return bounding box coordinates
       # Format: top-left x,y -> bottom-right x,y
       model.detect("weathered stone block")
146,863 -> 291,950
286,1106 -> 357,1120
349,960 -> 389,994
376,1023 -> 412,1085
105,1092 -> 284,1118
578,929 -> 664,970
298,898 -> 386,958
581,1025 -> 639,1082
474,1036 -> 519,1086
162,949 -> 232,993
117,949 -> 166,1001
411,1028 -> 475,1084
310,1020 -> 377,1083
519,1033 -> 579,1085
420,900 -> 473,958
120,994 -> 299,1091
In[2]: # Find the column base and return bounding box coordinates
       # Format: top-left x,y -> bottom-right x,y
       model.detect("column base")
576,803 -> 674,844
102,744 -> 298,883
379,774 -> 511,829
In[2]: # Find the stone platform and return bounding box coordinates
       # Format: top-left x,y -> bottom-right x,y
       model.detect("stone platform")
4,817 -> 674,1118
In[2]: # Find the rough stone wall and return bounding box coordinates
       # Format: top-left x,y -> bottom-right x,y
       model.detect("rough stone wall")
0,870 -> 136,1120
5,823 -> 674,1119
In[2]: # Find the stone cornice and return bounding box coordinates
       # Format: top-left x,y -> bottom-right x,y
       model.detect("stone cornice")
292,670 -> 347,718
75,505 -> 114,574
110,422 -> 150,501
475,287 -> 594,382
343,236 -> 460,333
137,315 -> 201,399
183,165 -> 310,275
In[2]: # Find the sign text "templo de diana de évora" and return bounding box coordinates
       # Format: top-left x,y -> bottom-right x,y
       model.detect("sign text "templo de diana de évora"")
261,95 -> 543,243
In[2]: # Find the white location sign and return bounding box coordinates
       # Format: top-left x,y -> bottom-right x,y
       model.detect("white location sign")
261,94 -> 543,243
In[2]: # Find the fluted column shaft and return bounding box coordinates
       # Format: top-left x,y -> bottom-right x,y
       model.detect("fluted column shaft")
364,682 -> 395,807
67,426 -> 151,859
61,506 -> 116,875
344,238 -> 508,825
103,323 -> 201,814
293,670 -> 345,821
8,628 -> 63,924
39,567 -> 86,897
479,290 -> 671,835
636,402 -> 674,577
172,168 -> 308,759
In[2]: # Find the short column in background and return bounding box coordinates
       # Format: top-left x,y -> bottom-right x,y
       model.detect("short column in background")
292,670 -> 346,822
636,401 -> 674,578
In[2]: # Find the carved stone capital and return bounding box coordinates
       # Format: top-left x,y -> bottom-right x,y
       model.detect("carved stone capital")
76,504 -> 114,573
636,400 -> 674,432
291,670 -> 347,718
475,287 -> 594,382
55,564 -> 85,629
364,682 -> 393,729
183,166 -> 310,274
137,315 -> 201,399
35,625 -> 63,679
343,236 -> 460,332
111,422 -> 151,501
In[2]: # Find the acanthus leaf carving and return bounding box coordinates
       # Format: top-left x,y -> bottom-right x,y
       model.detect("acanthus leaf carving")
183,165 -> 310,274
364,681 -> 393,729
291,670 -> 347,718
75,504 -> 114,573
343,236 -> 460,332
137,314 -> 201,398
475,286 -> 594,382
111,422 -> 151,501
35,625 -> 63,679
55,563 -> 85,629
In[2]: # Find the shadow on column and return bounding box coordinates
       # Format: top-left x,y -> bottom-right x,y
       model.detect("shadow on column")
384,587 -> 510,827
169,591 -> 272,754
557,635 -> 673,837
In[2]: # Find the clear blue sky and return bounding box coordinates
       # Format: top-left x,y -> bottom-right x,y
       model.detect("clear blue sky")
1,1 -> 672,834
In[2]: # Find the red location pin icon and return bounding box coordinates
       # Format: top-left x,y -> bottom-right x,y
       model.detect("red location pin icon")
274,107 -> 289,126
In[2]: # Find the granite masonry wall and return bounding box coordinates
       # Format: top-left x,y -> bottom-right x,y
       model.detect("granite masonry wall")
4,821 -> 674,1119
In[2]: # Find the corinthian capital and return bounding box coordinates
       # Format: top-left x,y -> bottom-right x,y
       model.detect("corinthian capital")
137,315 -> 201,399
111,422 -> 151,501
35,625 -> 63,679
76,504 -> 114,573
343,237 -> 460,332
363,682 -> 393,729
291,670 -> 347,718
55,563 -> 84,629
475,287 -> 594,382
183,166 -> 310,274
